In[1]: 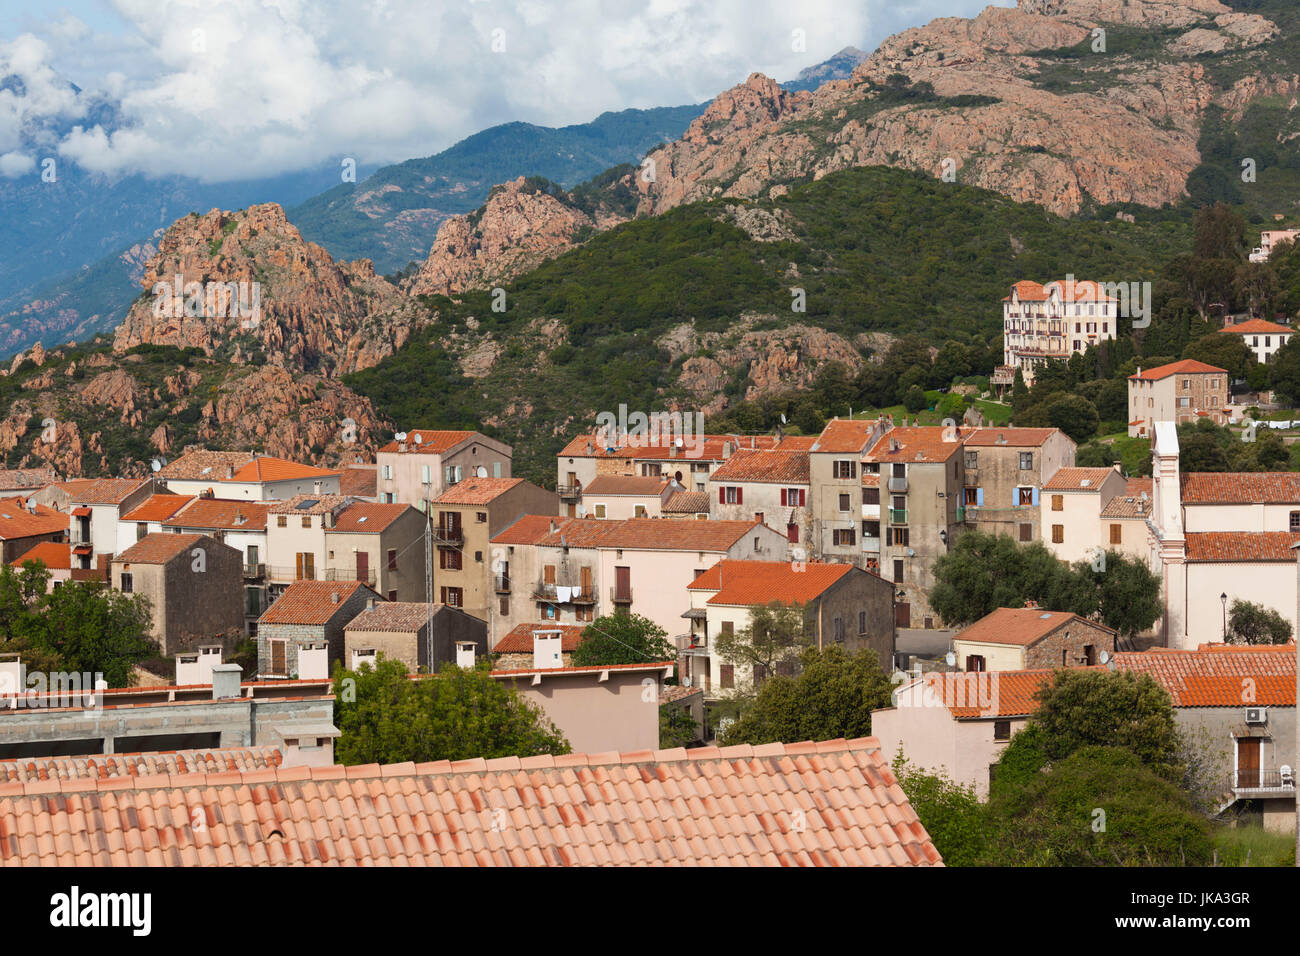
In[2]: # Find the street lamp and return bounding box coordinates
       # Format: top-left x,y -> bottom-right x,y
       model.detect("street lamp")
1221,592 -> 1228,640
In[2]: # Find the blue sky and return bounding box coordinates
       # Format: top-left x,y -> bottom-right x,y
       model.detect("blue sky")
0,0 -> 1011,181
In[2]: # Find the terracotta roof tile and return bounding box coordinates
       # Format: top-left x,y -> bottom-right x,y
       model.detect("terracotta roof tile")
345,602 -> 439,633
120,493 -> 195,522
10,540 -> 71,570
158,451 -> 254,480
0,498 -> 68,540
709,449 -> 810,484
69,478 -> 152,505
491,516 -> 766,552
1219,319 -> 1293,336
559,433 -> 780,461
229,457 -> 337,482
114,532 -> 212,565
865,426 -> 962,463
581,475 -> 668,496
1043,467 -> 1118,491
339,465 -> 377,498
1181,472 -> 1300,504
268,493 -> 352,515
963,428 -> 1061,447
1115,644 -> 1295,706
811,419 -> 882,454
433,477 -> 527,504
1128,359 -> 1227,380
953,607 -> 1114,647
688,560 -> 856,605
0,740 -> 938,866
259,581 -> 375,625
377,430 -> 477,455
919,669 -> 1061,718
330,502 -> 411,532
164,497 -> 269,531
1184,532 -> 1299,563
494,623 -> 585,653
662,491 -> 710,514
0,748 -> 282,784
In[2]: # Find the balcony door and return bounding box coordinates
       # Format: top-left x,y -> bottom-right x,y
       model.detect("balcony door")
1237,738 -> 1260,788
614,565 -> 631,602
356,550 -> 369,584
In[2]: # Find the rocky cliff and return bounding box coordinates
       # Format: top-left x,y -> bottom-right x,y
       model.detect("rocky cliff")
112,203 -> 420,376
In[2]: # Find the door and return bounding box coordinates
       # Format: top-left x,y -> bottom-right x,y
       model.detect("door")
580,565 -> 592,600
894,602 -> 910,628
1237,738 -> 1261,788
356,550 -> 369,584
270,639 -> 286,676
614,565 -> 631,602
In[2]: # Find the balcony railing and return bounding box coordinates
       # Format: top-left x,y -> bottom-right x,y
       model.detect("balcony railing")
887,476 -> 908,493
432,526 -> 463,545
861,535 -> 881,553
533,582 -> 596,604
326,568 -> 377,586
494,574 -> 511,593
1234,769 -> 1297,792
610,586 -> 634,604
243,562 -> 266,579
268,565 -> 315,582
889,508 -> 908,525
557,483 -> 582,500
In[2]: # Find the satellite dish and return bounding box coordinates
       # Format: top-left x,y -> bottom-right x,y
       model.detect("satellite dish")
394,432 -> 407,442
150,457 -> 167,472
780,413 -> 787,425
1099,649 -> 1111,665
475,466 -> 487,477
413,433 -> 423,444
944,651 -> 956,667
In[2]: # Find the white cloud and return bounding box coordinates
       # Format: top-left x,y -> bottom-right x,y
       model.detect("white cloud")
0,150 -> 35,177
3,0 -> 995,183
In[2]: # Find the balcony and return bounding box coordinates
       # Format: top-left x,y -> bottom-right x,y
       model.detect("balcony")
887,476 -> 908,493
268,565 -> 315,583
494,574 -> 511,593
861,535 -> 881,553
243,562 -> 266,579
610,586 -> 634,605
861,502 -> 880,519
533,582 -> 596,604
327,568 -> 377,586
557,483 -> 582,500
889,508 -> 908,525
432,526 -> 463,545
1233,769 -> 1297,797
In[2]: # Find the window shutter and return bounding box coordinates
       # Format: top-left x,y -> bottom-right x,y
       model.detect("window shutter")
780,488 -> 787,506
1031,487 -> 1040,507
799,489 -> 806,507
719,487 -> 725,504
737,487 -> 743,505
1012,487 -> 1019,508
976,488 -> 984,507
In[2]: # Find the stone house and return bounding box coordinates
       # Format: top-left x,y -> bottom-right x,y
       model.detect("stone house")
950,606 -> 1118,672
577,474 -> 677,520
808,418 -> 891,567
343,601 -> 487,673
375,429 -> 511,510
961,427 -> 1076,547
1040,466 -> 1128,564
256,580 -> 379,679
110,532 -> 244,657
68,478 -> 160,568
0,496 -> 68,564
324,501 -> 428,603
162,497 -> 272,634
492,622 -> 585,667
1127,359 -> 1229,438
158,451 -> 340,501
708,448 -> 811,548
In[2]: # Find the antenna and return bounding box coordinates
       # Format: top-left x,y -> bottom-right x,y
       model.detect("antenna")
395,432 -> 407,442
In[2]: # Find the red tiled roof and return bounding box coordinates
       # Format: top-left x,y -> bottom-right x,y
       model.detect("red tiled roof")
1181,472 -> 1300,504
494,623 -> 585,653
1184,532 -> 1299,563
434,477 -> 526,504
339,465 -> 377,498
774,435 -> 818,451
663,491 -> 710,514
259,581 -> 375,626
229,457 -> 337,482
69,478 -> 151,505
688,560 -> 855,605
165,498 -> 270,531
268,493 -> 351,515
0,748 -> 282,784
1114,644 -> 1296,706
865,426 -> 962,464
558,433 -> 780,461
377,429 -> 477,455
492,516 -> 767,552
330,502 -> 411,533
812,419 -> 882,454
345,602 -> 439,633
953,607 -> 1114,647
158,451 -> 253,480
0,738 -> 941,866
1128,359 -> 1227,381
1043,467 -> 1117,491
910,669 -> 1061,719
582,475 -> 667,496
1003,280 -> 1047,302
709,449 -> 810,484
963,428 -> 1061,447
10,541 -> 71,570
0,498 -> 68,540
113,532 -> 211,565
1219,318 -> 1292,336
121,493 -> 195,522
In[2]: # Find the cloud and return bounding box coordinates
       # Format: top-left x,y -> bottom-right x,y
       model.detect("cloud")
5,0 -> 996,183
0,150 -> 34,177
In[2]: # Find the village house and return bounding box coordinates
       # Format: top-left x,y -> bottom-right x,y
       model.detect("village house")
961,427 -> 1076,547
1249,227 -> 1300,262
1098,478 -> 1153,561
661,490 -> 711,519
1219,318 -> 1293,363
1002,279 -> 1118,385
110,533 -> 244,657
338,462 -> 378,501
343,601 -> 487,674
264,494 -> 354,596
68,478 -> 159,570
577,474 -> 679,519
708,447 -> 811,548
681,560 -> 895,697
1127,359 -> 1229,438
491,622 -> 585,665
324,501 -> 428,603
0,496 -> 68,564
430,476 -> 556,621
9,540 -> 72,590
375,429 -> 511,511
118,493 -> 195,546
158,451 -> 340,500
950,606 -> 1119,672
162,498 -> 272,635
490,516 -> 788,645
808,418 -> 891,567
257,580 -> 380,679
1040,466 -> 1128,563
863,426 -> 964,627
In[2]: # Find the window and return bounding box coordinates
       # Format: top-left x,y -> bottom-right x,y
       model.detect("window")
476,512 -> 487,523
1020,523 -> 1033,542
964,451 -> 978,470
1182,379 -> 1191,389
720,664 -> 735,690
1017,487 -> 1034,506
439,548 -> 461,571
993,720 -> 1011,741
277,515 -> 287,528
1051,494 -> 1063,512
862,487 -> 879,505
421,465 -> 431,485
721,621 -> 734,635
893,558 -> 904,582
1019,452 -> 1033,470
270,639 -> 287,675
387,548 -> 397,571
832,460 -> 857,480
887,527 -> 909,547
858,611 -> 867,633
839,493 -> 851,512
500,596 -> 509,615
964,487 -> 978,506
382,464 -> 392,480
720,486 -> 742,505
753,536 -> 761,552
780,488 -> 807,507
136,522 -> 147,541
752,663 -> 768,685
1292,511 -> 1300,533
301,516 -> 311,528
594,504 -> 606,518
440,586 -> 463,607
119,573 -> 133,593
1110,523 -> 1123,544
965,654 -> 985,673
1177,397 -> 1190,408
1052,524 -> 1064,543
832,528 -> 856,546
387,590 -> 397,602
833,617 -> 845,643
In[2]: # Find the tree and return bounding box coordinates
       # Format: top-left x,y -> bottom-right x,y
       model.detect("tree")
1182,333 -> 1250,381
1078,551 -> 1163,639
930,531 -> 1076,626
902,384 -> 927,413
570,613 -> 675,666
37,581 -> 155,687
713,602 -> 814,689
985,746 -> 1213,866
1226,599 -> 1293,645
892,756 -> 991,867
719,646 -> 893,746
1011,368 -> 1029,410
1178,430 -> 1231,471
1268,337 -> 1300,405
1045,393 -> 1100,443
333,655 -> 570,764
659,703 -> 698,748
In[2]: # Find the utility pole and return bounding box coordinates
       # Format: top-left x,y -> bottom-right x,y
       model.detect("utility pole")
425,515 -> 434,672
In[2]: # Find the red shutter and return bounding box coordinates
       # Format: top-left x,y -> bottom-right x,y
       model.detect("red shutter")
780,488 -> 787,506
799,489 -> 806,506
736,487 -> 743,505
719,487 -> 725,504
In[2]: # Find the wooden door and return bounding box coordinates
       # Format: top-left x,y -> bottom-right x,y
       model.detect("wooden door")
615,565 -> 631,601
894,602 -> 910,628
580,565 -> 592,599
356,550 -> 369,584
1237,738 -> 1260,788
270,640 -> 286,675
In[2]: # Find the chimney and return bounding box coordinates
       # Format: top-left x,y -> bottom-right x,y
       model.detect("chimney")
1023,599 -> 1038,609
367,597 -> 377,610
549,519 -> 557,534
722,441 -> 733,459
533,629 -> 563,670
585,440 -> 594,455
1112,462 -> 1122,474
456,641 -> 477,669
225,465 -> 234,480
330,590 -> 341,604
399,440 -> 408,453
211,663 -> 242,700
